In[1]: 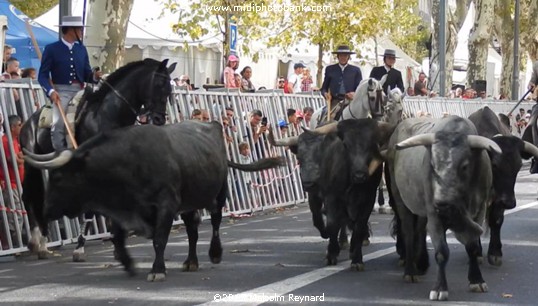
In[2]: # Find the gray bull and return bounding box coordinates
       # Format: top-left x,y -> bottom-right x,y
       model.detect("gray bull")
386,116 -> 501,301
468,107 -> 538,266
24,121 -> 283,281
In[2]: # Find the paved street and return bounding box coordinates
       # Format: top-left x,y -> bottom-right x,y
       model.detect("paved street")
1,164 -> 537,305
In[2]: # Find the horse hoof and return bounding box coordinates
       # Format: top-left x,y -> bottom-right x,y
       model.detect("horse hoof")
403,274 -> 419,283
182,261 -> 199,272
429,290 -> 449,301
469,282 -> 488,293
210,256 -> 222,264
37,250 -> 49,260
487,255 -> 502,266
326,257 -> 338,266
72,252 -> 86,262
350,263 -> 365,271
362,239 -> 370,247
147,272 -> 166,282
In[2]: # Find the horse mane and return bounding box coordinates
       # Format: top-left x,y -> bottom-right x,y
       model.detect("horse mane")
85,58 -> 160,105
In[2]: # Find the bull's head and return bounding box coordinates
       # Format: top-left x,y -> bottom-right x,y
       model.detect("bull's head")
336,119 -> 391,184
489,135 -> 538,209
396,129 -> 501,234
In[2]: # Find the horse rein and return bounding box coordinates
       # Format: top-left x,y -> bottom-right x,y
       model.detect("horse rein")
99,70 -> 170,123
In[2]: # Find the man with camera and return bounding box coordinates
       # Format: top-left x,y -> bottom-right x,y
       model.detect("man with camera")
244,109 -> 267,159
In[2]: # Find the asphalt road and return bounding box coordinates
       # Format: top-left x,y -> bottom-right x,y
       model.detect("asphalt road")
1,164 -> 537,306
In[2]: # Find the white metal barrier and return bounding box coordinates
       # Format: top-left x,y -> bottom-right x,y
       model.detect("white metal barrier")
1,81 -> 531,256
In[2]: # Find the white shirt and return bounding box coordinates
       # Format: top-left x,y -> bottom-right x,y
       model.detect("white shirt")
339,64 -> 348,72
61,37 -> 76,50
288,73 -> 303,93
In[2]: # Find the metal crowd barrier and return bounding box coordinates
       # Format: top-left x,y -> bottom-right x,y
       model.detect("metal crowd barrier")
402,97 -> 535,119
1,80 -> 531,256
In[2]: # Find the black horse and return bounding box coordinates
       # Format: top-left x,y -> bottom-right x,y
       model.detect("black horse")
20,58 -> 176,259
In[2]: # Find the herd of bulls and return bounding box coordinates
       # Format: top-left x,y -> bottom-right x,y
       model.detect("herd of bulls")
269,102 -> 538,300
18,72 -> 538,301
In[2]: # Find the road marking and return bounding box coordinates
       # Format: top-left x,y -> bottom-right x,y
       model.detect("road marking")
196,248 -> 395,306
196,201 -> 538,306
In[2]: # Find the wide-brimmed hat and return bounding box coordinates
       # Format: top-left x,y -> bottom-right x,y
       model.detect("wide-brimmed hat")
56,16 -> 88,27
293,63 -> 306,69
382,49 -> 398,58
332,45 -> 356,55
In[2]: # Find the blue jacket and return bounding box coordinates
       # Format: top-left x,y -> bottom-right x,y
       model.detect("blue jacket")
38,40 -> 93,95
321,63 -> 362,98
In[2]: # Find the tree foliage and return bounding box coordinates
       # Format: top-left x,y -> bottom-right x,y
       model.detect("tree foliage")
11,0 -> 57,19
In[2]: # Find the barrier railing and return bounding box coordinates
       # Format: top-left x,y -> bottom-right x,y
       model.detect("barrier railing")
1,80 -> 532,256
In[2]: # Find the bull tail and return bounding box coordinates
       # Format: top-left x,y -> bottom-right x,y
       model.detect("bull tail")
228,157 -> 285,172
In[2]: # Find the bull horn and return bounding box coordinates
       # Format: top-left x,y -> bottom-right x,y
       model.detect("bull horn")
395,133 -> 435,150
22,148 -> 58,161
23,150 -> 73,169
468,135 -> 502,154
523,141 -> 538,158
368,158 -> 383,176
311,122 -> 337,135
267,127 -> 299,147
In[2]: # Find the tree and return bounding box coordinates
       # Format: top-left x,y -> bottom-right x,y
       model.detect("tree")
11,0 -> 57,19
84,0 -> 134,73
429,0 -> 471,96
493,0 -> 515,98
466,0 -> 494,88
162,0 -> 273,62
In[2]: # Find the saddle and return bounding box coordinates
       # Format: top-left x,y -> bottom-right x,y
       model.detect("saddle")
317,100 -> 350,126
38,89 -> 90,130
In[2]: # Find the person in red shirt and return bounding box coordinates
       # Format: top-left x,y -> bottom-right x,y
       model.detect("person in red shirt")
0,115 -> 25,247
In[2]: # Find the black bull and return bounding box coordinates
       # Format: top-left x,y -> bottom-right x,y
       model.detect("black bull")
24,121 -> 284,281
20,58 -> 176,259
469,107 -> 538,266
268,119 -> 393,269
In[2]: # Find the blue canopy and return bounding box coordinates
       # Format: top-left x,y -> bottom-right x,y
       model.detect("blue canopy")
1,0 -> 58,70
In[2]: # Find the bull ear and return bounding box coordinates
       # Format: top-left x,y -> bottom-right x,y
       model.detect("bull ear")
289,145 -> 298,155
377,122 -> 395,145
168,62 -> 177,74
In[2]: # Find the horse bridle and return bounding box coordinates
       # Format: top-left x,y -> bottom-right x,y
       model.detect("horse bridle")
368,86 -> 386,119
100,70 -> 169,123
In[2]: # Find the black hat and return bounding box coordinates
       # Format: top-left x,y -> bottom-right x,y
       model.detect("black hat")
294,63 -> 306,69
332,45 -> 356,55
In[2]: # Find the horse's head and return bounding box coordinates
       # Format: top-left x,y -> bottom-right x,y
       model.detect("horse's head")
383,87 -> 404,124
364,77 -> 386,118
142,59 -> 177,125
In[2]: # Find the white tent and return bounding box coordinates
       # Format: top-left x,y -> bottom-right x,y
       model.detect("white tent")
35,0 -> 223,88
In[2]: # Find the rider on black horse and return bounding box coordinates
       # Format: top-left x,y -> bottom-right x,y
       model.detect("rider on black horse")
38,15 -> 102,153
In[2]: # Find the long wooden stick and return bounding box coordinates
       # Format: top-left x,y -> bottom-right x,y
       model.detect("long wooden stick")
327,89 -> 332,122
56,100 -> 78,149
25,20 -> 42,60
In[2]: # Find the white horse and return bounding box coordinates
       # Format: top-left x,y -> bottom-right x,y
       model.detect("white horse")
310,75 -> 403,129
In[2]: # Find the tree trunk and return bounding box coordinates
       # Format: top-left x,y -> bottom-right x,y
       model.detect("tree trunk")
521,0 -> 538,62
317,43 -> 323,89
429,0 -> 470,95
84,0 -> 134,73
466,0 -> 494,87
495,0 -> 515,98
